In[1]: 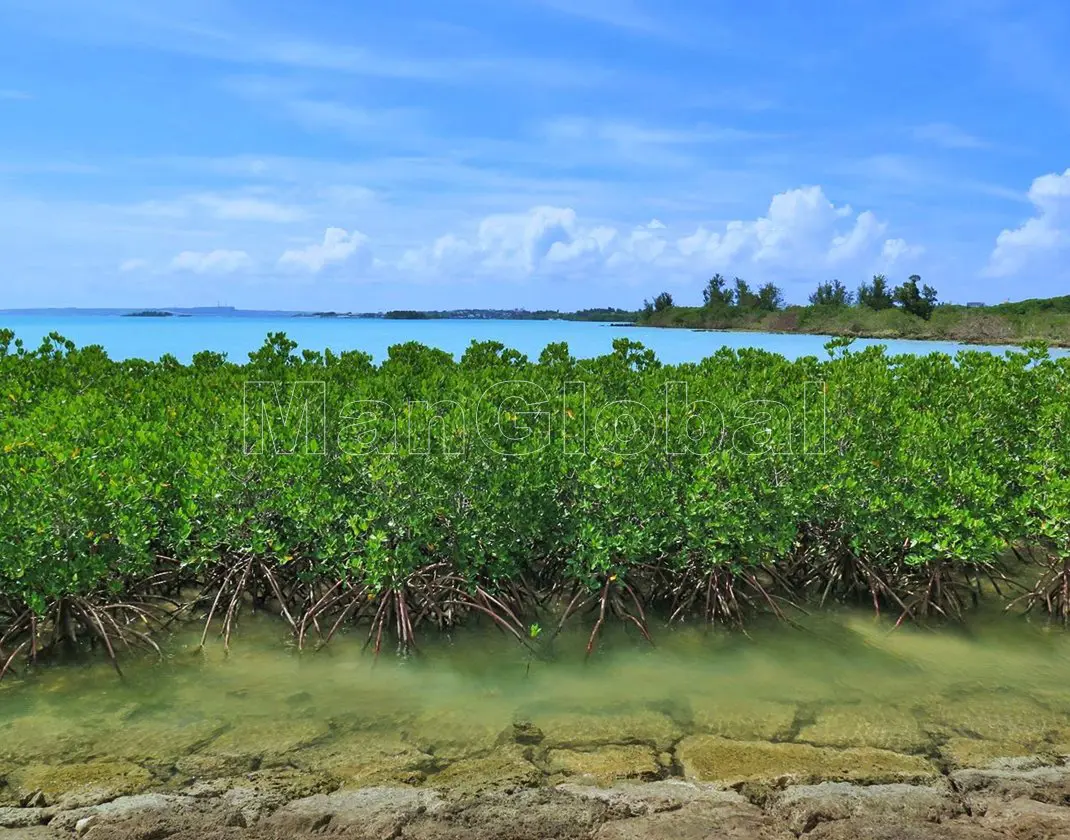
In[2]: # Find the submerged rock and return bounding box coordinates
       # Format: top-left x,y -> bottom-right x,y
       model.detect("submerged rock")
689,699 -> 798,742
202,718 -> 331,768
509,720 -> 545,746
798,705 -> 931,753
938,737 -> 1037,770
546,746 -> 661,785
427,745 -> 543,796
402,709 -> 511,760
675,736 -> 938,786
922,692 -> 1065,744
0,715 -> 100,766
529,710 -> 682,752
292,732 -> 436,788
7,760 -> 155,809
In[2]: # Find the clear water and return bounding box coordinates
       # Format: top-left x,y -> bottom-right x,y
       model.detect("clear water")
2,610 -> 1069,792
0,314 -> 1058,364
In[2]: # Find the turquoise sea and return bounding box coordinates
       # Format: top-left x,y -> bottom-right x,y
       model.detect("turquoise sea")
0,313 -> 1062,364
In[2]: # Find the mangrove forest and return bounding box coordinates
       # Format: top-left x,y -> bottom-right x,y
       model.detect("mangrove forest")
2,327 -> 1070,678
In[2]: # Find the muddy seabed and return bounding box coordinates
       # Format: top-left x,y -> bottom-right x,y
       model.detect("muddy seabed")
4,610 -> 1070,838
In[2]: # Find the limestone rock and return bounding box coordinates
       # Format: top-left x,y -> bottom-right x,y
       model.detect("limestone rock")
547,746 -> 660,785
265,787 -> 441,836
428,746 -> 542,795
529,710 -> 682,752
676,736 -> 938,786
8,761 -> 154,810
767,782 -> 961,835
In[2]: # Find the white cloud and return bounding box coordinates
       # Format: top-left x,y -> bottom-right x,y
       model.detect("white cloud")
127,194 -> 305,222
195,194 -> 305,222
912,122 -> 987,149
829,211 -> 886,264
881,238 -> 924,263
170,249 -> 253,274
673,186 -> 891,270
986,168 -> 1070,277
395,187 -> 912,289
278,227 -> 369,272
119,258 -> 150,272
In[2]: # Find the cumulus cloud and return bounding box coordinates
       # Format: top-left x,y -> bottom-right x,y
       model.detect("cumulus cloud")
119,258 -> 150,272
986,169 -> 1070,278
881,238 -> 924,262
170,249 -> 253,274
672,186 -> 902,272
396,187 -> 915,291
278,227 -> 369,272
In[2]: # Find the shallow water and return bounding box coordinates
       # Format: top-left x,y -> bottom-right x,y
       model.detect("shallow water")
2,607 -> 1070,798
0,313 -> 1059,364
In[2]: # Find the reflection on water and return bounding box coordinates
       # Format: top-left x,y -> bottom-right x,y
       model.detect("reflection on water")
2,607 -> 1070,794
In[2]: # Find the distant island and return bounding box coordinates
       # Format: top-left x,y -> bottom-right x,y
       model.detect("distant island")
8,289 -> 1070,346
293,307 -> 639,322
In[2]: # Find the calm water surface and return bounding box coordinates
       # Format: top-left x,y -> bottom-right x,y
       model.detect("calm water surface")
0,314 -> 1059,364
2,610 -> 1069,778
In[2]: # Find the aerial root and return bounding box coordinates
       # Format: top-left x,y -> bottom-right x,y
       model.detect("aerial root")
1009,553 -> 1070,624
895,562 -> 995,627
557,577 -> 653,659
0,596 -> 168,682
666,562 -> 800,629
197,554 -> 300,651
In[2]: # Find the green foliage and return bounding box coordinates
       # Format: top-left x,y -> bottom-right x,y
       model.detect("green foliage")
893,274 -> 939,320
810,280 -> 853,307
857,274 -> 895,310
1,329 -> 1070,659
702,274 -> 734,308
733,278 -> 758,309
755,281 -> 784,312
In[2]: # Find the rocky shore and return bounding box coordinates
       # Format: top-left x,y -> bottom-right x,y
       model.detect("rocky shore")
6,636 -> 1070,839
4,758 -> 1070,839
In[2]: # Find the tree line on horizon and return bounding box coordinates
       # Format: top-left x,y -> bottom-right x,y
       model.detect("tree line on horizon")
642,273 -> 940,321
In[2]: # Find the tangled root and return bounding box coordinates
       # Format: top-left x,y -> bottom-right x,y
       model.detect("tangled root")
558,577 -> 653,658
796,551 -> 911,618
0,595 -> 169,682
666,561 -> 797,628
197,554 -> 298,650
1010,553 -> 1070,624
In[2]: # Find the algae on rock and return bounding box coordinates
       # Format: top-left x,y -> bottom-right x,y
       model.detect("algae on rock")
546,746 -> 661,786
675,737 -> 938,786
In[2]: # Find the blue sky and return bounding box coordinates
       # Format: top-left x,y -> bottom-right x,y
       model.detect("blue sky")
1,0 -> 1068,311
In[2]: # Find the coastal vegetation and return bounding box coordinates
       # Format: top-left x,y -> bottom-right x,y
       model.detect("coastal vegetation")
1,327 -> 1069,677
291,285 -> 1070,346
122,310 -> 175,318
640,277 -> 1070,346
